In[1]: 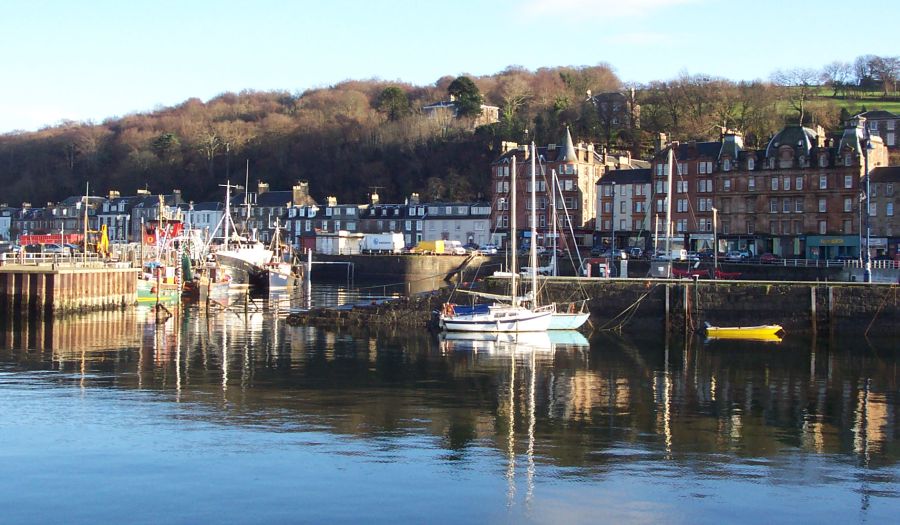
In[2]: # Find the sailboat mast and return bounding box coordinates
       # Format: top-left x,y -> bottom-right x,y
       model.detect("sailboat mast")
665,147 -> 674,262
551,168 -> 557,277
530,143 -> 538,299
510,155 -> 518,306
224,182 -> 231,247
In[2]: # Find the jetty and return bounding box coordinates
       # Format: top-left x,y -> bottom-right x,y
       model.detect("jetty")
0,258 -> 138,317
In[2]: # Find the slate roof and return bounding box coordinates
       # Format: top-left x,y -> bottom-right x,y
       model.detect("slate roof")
765,125 -> 817,158
870,166 -> 900,183
856,110 -> 897,119
597,168 -> 651,185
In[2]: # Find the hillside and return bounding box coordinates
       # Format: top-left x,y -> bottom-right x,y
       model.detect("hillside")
0,57 -> 896,206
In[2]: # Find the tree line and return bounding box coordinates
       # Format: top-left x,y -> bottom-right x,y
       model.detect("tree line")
0,55 -> 896,207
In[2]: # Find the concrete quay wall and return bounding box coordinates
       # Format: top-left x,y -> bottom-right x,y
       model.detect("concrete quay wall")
312,254 -> 500,292
485,277 -> 900,336
0,265 -> 139,317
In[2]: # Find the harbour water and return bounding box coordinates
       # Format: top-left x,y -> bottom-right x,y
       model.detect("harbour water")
0,284 -> 897,524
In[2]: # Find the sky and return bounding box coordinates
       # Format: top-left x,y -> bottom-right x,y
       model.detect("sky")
1,0 -> 898,133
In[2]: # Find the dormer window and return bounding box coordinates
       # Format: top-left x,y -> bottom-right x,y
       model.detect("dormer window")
844,153 -> 852,167
819,155 -> 828,168
748,158 -> 755,170
723,159 -> 731,171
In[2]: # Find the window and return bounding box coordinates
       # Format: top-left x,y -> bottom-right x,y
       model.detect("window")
819,155 -> 828,168
748,177 -> 756,191
783,177 -> 791,191
771,177 -> 779,191
869,203 -> 876,217
723,179 -> 732,192
620,201 -> 626,213
818,198 -> 826,213
564,180 -> 574,191
818,220 -> 827,234
619,219 -> 626,230
783,199 -> 791,213
819,175 -> 827,189
887,183 -> 894,196
676,219 -> 687,233
635,202 -> 646,213
844,175 -> 853,189
677,180 -> 688,193
746,221 -> 755,234
723,159 -> 731,171
844,154 -> 852,167
677,199 -> 688,212
565,197 -> 578,210
655,181 -> 666,194
346,221 -> 356,231
699,162 -> 707,174
745,198 -> 755,213
796,176 -> 803,191
769,221 -> 778,235
635,185 -> 643,196
887,202 -> 894,216
634,219 -> 644,230
603,220 -> 610,230
656,164 -> 664,176
795,198 -> 804,213
748,158 -> 755,170
844,197 -> 852,212
794,220 -> 802,234
842,219 -> 851,233
770,198 -> 778,213
722,220 -> 730,234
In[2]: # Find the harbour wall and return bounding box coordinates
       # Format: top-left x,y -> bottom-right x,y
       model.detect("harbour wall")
0,265 -> 139,317
311,254 -> 502,293
485,277 -> 900,336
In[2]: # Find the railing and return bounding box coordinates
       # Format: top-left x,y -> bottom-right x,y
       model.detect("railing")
0,252 -> 105,267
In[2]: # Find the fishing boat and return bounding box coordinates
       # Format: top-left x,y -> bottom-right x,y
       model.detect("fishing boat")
703,322 -> 784,340
137,276 -> 180,306
440,143 -> 552,333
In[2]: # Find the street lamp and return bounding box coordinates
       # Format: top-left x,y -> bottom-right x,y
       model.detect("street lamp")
863,136 -> 874,283
611,182 -> 616,276
712,207 -> 718,280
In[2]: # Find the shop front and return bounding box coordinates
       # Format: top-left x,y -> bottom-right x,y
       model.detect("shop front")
805,235 -> 860,260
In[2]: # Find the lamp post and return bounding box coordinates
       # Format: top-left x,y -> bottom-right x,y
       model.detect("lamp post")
863,136 -> 874,283
712,207 -> 718,280
611,182 -> 616,276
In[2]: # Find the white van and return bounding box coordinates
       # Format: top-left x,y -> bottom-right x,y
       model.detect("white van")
656,249 -> 687,261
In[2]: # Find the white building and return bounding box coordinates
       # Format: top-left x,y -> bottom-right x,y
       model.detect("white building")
422,202 -> 492,246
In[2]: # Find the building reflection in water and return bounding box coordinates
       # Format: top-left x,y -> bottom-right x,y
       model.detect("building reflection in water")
0,303 -> 896,501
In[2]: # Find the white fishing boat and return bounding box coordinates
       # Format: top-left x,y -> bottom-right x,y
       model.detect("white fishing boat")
441,143 -> 552,333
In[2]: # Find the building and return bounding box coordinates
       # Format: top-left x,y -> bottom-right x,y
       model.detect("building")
0,206 -> 17,241
97,192 -> 139,243
130,191 -> 185,242
422,97 -> 500,128
713,120 -> 888,259
181,202 -> 225,242
231,181 -> 316,243
491,129 -> 640,249
854,110 -> 898,163
421,202 -> 491,246
649,137 -> 728,252
868,166 -> 900,257
595,168 -> 652,252
589,90 -> 641,152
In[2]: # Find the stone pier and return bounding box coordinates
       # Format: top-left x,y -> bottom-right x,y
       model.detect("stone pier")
0,265 -> 139,317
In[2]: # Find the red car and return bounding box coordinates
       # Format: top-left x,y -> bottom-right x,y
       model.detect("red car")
759,253 -> 781,264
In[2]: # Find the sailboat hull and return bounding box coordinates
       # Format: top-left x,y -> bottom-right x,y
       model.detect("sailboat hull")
442,308 -> 553,333
548,312 -> 590,330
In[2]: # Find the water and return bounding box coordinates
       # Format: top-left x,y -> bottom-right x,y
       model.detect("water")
0,284 -> 897,524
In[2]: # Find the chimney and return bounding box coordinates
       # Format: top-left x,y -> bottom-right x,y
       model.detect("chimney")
327,196 -> 337,207
656,132 -> 668,153
409,192 -> 420,205
257,181 -> 269,195
292,181 -> 310,206
137,189 -> 150,196
22,202 -> 31,209
370,192 -> 380,205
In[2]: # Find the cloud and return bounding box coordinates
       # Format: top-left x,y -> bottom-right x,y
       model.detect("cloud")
521,0 -> 702,19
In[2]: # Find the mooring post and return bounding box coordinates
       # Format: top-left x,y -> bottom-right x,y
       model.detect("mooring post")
827,286 -> 834,325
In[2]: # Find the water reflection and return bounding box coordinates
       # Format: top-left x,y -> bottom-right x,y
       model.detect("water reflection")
0,290 -> 897,522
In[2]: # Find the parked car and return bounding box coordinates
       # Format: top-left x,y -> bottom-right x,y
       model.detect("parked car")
725,250 -> 749,262
686,251 -> 700,262
759,253 -> 781,264
627,247 -> 644,259
479,243 -> 498,255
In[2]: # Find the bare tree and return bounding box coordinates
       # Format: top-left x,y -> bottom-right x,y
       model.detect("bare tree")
868,56 -> 900,96
771,68 -> 820,125
820,61 -> 852,97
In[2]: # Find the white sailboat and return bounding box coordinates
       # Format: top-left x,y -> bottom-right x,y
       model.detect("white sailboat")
441,143 -> 553,333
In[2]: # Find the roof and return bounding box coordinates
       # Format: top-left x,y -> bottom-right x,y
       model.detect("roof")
597,168 -> 651,185
765,125 -> 817,158
556,128 -> 578,162
185,201 -> 223,212
870,166 -> 900,183
856,110 -> 897,120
